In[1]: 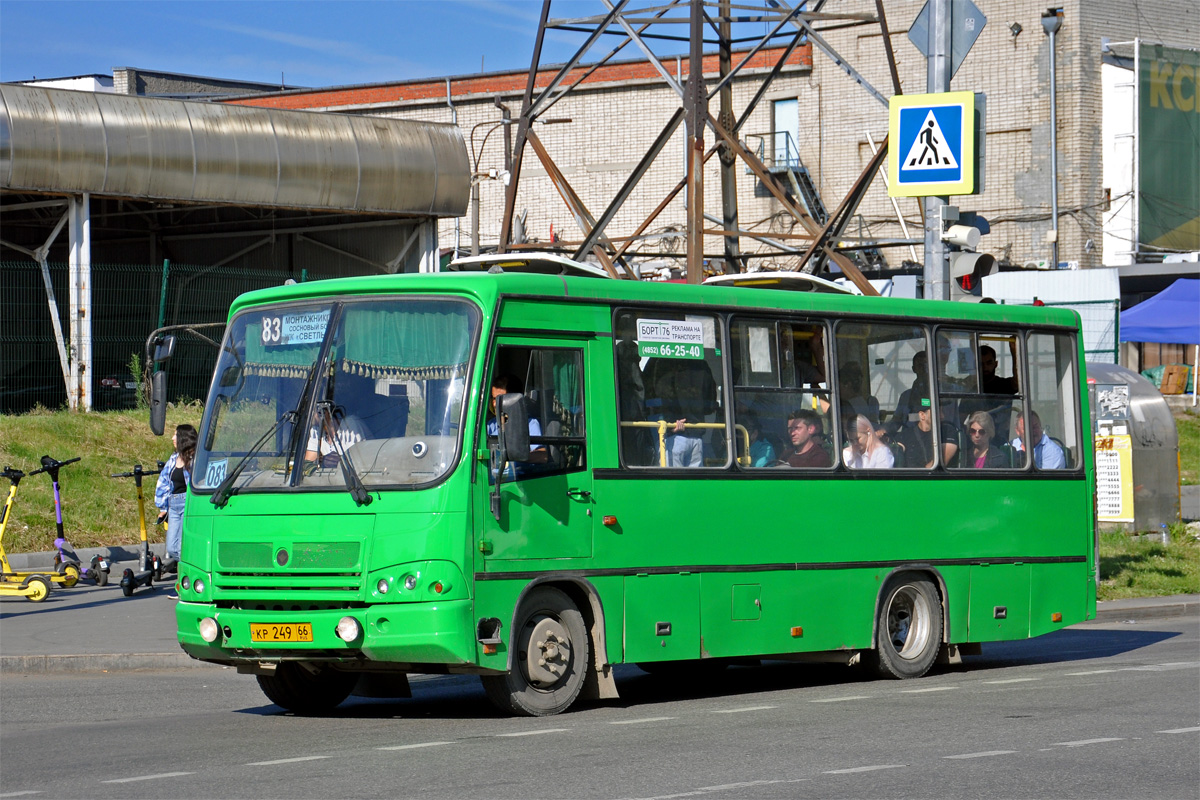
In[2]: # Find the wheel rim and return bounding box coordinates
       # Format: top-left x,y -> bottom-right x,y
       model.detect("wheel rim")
518,612 -> 574,690
885,585 -> 933,660
27,578 -> 49,602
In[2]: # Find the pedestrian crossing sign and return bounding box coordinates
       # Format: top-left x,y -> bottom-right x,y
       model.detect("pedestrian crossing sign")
888,91 -> 977,197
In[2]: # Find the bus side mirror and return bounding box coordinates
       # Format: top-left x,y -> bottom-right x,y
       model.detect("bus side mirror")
151,334 -> 177,363
497,393 -> 530,462
149,371 -> 168,436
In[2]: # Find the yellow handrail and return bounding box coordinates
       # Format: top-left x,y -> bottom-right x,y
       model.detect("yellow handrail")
619,421 -> 750,467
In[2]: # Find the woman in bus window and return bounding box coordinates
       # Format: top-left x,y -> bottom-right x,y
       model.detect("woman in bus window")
964,410 -> 1009,469
842,414 -> 893,469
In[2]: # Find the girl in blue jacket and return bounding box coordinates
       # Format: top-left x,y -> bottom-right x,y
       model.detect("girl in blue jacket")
154,424 -> 197,560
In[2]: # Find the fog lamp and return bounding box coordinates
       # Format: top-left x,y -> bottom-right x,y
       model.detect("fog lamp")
199,617 -> 221,643
335,616 -> 361,642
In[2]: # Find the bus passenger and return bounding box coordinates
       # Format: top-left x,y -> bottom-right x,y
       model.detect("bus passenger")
964,411 -> 1008,468
643,356 -> 717,468
487,374 -> 546,461
743,412 -> 777,467
784,409 -> 831,468
891,351 -> 929,428
843,414 -> 893,469
980,345 -> 1018,395
896,398 -> 958,468
1012,411 -> 1066,469
839,362 -> 880,425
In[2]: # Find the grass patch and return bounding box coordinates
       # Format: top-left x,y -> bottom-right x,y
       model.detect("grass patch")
1176,411 -> 1199,485
0,405 -> 202,554
1098,524 -> 1200,600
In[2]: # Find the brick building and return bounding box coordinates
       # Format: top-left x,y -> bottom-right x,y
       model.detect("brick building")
223,0 -> 1196,277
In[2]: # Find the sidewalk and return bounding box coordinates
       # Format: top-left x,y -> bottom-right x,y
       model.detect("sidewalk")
2,549 -> 1196,675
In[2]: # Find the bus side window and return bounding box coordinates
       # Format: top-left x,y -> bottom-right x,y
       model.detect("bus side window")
618,310 -> 728,468
1022,332 -> 1079,470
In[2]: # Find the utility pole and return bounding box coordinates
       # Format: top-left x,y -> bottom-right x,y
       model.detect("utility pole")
924,0 -> 952,300
685,0 -> 706,284
1042,7 -> 1062,270
717,0 -> 740,275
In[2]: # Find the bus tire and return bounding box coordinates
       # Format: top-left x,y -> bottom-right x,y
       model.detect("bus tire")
256,663 -> 356,714
482,586 -> 589,717
871,576 -> 942,680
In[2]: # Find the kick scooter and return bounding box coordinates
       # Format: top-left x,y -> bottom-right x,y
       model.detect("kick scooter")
33,455 -> 106,586
112,464 -> 158,596
0,466 -> 54,602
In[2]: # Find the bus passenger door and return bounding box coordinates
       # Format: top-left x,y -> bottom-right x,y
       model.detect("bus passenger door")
478,339 -> 594,563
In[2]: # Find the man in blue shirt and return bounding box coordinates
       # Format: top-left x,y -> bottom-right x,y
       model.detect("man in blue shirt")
1012,411 -> 1066,469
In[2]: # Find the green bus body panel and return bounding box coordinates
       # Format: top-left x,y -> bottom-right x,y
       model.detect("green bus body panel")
178,272 -> 1094,676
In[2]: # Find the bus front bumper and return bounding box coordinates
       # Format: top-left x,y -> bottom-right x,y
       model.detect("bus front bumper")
177,599 -> 477,667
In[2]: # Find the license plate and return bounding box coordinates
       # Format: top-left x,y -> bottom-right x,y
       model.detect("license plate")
250,623 -> 313,643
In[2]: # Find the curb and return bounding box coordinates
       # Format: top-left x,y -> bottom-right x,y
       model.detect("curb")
5,544 -> 168,571
1094,596 -> 1199,622
0,652 -> 219,675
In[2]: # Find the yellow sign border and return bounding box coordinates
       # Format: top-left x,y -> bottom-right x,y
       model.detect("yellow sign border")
888,91 -> 976,197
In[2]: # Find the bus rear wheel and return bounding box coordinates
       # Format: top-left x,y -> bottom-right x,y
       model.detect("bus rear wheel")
482,586 -> 589,717
871,576 -> 942,679
256,663 -> 356,714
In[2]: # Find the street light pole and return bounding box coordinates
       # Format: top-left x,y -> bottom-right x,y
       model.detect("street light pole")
924,0 -> 953,300
1042,7 -> 1063,270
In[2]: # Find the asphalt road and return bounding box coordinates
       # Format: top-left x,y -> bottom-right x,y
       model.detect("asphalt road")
1,616 -> 1196,800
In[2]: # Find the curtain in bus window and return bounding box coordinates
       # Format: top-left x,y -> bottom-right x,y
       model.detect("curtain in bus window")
341,304 -> 473,380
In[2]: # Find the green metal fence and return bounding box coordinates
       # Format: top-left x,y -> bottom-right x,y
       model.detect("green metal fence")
1,261 -> 337,414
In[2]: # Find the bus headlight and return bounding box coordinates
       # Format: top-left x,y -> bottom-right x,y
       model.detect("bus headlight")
403,574 -> 417,591
194,578 -> 206,594
376,578 -> 389,594
199,617 -> 221,643
335,616 -> 361,642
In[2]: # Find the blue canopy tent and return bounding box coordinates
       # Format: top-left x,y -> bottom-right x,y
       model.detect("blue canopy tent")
1120,278 -> 1200,402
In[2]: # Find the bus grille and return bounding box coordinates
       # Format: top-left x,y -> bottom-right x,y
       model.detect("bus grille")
217,541 -> 362,570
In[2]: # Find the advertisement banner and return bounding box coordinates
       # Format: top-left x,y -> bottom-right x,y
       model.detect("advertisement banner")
1139,45 -> 1200,252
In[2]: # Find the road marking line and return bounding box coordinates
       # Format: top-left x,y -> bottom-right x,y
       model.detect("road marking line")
811,695 -> 871,703
1066,669 -> 1116,675
244,756 -> 330,766
102,772 -> 194,784
0,792 -> 43,798
711,705 -> 776,714
943,750 -> 1018,759
610,717 -> 676,725
901,686 -> 957,693
984,678 -> 1040,684
495,728 -> 568,737
1121,662 -> 1199,672
625,780 -> 807,799
1157,727 -> 1200,734
377,741 -> 454,751
1051,738 -> 1124,747
825,765 -> 906,774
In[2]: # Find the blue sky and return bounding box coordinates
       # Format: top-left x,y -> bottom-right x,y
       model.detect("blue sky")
0,1 -> 600,88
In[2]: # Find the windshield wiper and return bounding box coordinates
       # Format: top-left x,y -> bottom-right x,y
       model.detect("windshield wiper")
211,411 -> 297,509
315,401 -> 372,507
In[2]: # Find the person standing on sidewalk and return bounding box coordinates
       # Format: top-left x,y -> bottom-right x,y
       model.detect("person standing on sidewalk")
154,424 -> 197,560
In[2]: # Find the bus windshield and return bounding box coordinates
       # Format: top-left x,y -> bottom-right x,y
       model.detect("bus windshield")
193,296 -> 479,494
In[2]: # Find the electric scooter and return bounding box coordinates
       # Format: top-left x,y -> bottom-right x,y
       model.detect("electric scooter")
0,466 -> 54,602
112,464 -> 158,596
34,455 -> 106,586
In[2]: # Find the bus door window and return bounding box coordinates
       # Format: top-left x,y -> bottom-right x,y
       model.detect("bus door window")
730,318 -> 832,468
620,311 -> 728,468
487,346 -> 586,482
1021,332 -> 1078,470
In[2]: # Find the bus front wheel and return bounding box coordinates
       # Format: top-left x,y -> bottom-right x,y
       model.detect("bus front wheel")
482,586 -> 589,717
256,663 -> 356,714
871,576 -> 942,679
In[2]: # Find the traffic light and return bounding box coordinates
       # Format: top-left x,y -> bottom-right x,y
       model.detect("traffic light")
949,251 -> 997,301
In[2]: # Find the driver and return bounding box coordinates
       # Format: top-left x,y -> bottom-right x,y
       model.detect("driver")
305,408 -> 368,467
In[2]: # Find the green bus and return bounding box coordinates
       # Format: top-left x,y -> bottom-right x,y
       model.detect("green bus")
163,255 -> 1095,716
